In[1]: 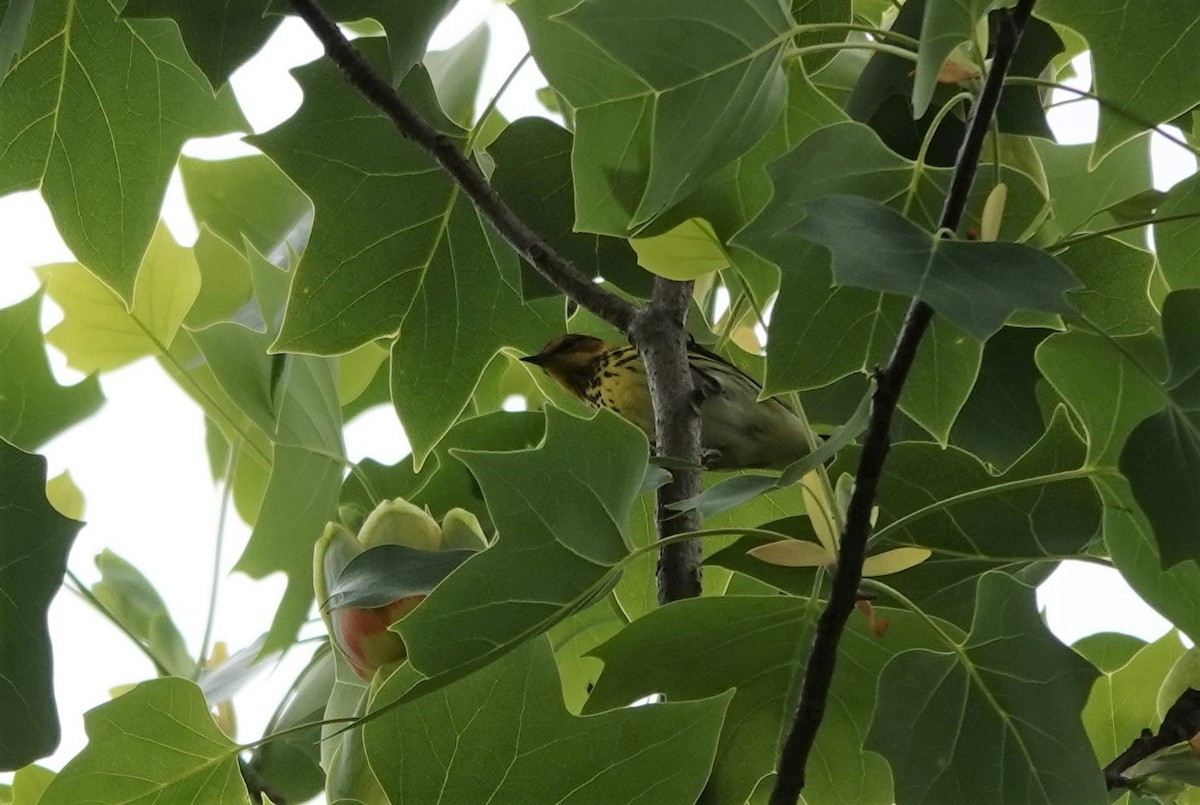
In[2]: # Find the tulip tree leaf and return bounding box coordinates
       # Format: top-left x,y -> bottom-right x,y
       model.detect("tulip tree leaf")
0,0 -> 244,303
395,407 -> 646,682
365,637 -> 731,805
0,291 -> 103,451
1076,631 -> 1187,765
867,573 -> 1107,805
251,42 -> 560,465
785,195 -> 1079,341
0,440 -> 82,771
325,545 -> 476,610
1117,291 -> 1200,567
584,596 -> 945,805
489,117 -> 650,300
513,0 -> 791,234
177,154 -> 313,261
122,0 -> 280,88
40,678 -> 249,804
1155,171 -> 1200,291
832,408 -> 1100,626
1039,0 -> 1200,161
912,0 -> 990,118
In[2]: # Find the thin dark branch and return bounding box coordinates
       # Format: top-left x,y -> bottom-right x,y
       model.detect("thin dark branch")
1104,688 -> 1200,789
769,3 -> 1039,803
286,0 -> 638,334
631,278 -> 703,603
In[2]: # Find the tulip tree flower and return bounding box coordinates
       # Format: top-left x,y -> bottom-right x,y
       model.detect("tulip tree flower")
314,497 -> 487,679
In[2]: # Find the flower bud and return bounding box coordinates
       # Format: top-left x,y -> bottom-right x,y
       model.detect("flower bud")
314,498 -> 487,678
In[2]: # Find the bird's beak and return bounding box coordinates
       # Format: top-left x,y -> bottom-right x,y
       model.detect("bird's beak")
520,353 -> 547,366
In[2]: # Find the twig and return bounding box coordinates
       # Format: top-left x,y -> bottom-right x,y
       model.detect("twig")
1104,688 -> 1200,789
769,2 -> 1039,802
286,0 -> 637,334
631,278 -> 704,603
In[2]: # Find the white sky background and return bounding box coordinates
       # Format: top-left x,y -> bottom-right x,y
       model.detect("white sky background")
0,1 -> 1196,784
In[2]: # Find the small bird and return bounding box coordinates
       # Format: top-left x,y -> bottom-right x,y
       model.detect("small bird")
521,334 -> 811,470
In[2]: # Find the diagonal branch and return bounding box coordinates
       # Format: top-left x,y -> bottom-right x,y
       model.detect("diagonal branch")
1104,688 -> 1200,789
286,0 -> 637,334
769,2 -> 1039,803
631,278 -> 704,603
288,0 -> 703,602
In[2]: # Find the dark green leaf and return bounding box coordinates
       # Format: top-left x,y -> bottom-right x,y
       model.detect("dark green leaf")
0,0 -> 244,302
0,291 -> 103,451
395,408 -> 646,681
92,550 -> 195,678
1038,0 -> 1200,160
489,117 -> 650,300
40,678 -> 248,803
1036,135 -> 1153,240
514,0 -> 790,234
0,439 -> 82,770
1155,171 -> 1200,290
424,22 -> 489,127
325,545 -> 475,609
912,0 -> 989,117
122,0 -> 278,88
365,636 -> 730,804
867,574 -> 1107,804
1060,237 -> 1157,336
788,195 -> 1079,340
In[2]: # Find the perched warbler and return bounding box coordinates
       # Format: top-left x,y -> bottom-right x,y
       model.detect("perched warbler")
521,334 -> 811,470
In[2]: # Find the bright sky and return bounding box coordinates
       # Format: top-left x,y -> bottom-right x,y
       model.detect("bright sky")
1,2 -> 1195,787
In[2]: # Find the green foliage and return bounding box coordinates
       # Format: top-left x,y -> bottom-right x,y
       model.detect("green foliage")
9,0 -> 1200,802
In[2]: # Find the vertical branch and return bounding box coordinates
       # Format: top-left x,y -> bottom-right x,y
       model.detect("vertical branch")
631,277 -> 704,603
769,3 -> 1038,803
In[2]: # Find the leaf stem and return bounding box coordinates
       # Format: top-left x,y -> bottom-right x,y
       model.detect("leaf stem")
196,446 -> 237,680
769,3 -> 1040,802
64,569 -> 172,677
463,51 -> 531,155
1048,210 -> 1200,254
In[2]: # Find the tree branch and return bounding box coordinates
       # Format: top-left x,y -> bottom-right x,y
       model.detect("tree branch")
1104,688 -> 1200,789
286,0 -> 637,334
769,3 -> 1039,803
631,278 -> 704,603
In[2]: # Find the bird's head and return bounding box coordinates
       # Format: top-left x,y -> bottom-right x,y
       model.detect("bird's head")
521,334 -> 610,395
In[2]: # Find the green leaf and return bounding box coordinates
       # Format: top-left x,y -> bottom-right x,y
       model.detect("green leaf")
236,445 -> 344,654
41,678 -> 249,803
0,0 -> 243,302
92,549 -> 195,678
764,243 -> 982,442
1037,329 -> 1166,468
586,596 -> 913,804
785,194 -> 1079,341
948,327 -> 1051,469
395,407 -> 646,682
912,0 -> 989,117
1060,237 -> 1157,336
177,154 -> 313,260
0,290 -> 103,450
39,224 -> 201,373
1038,0 -> 1200,161
424,22 -> 489,127
548,597 -> 626,715
251,45 -> 561,463
0,439 -> 82,771
1078,631 -> 1187,764
365,636 -> 731,804
843,408 -> 1100,625
1112,291 -> 1200,567
122,0 -> 279,88
867,573 -> 1107,804
514,0 -> 790,234
1155,171 -> 1200,290
488,117 -> 650,300
1036,135 -> 1153,240
325,545 -> 475,609
188,227 -> 255,329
